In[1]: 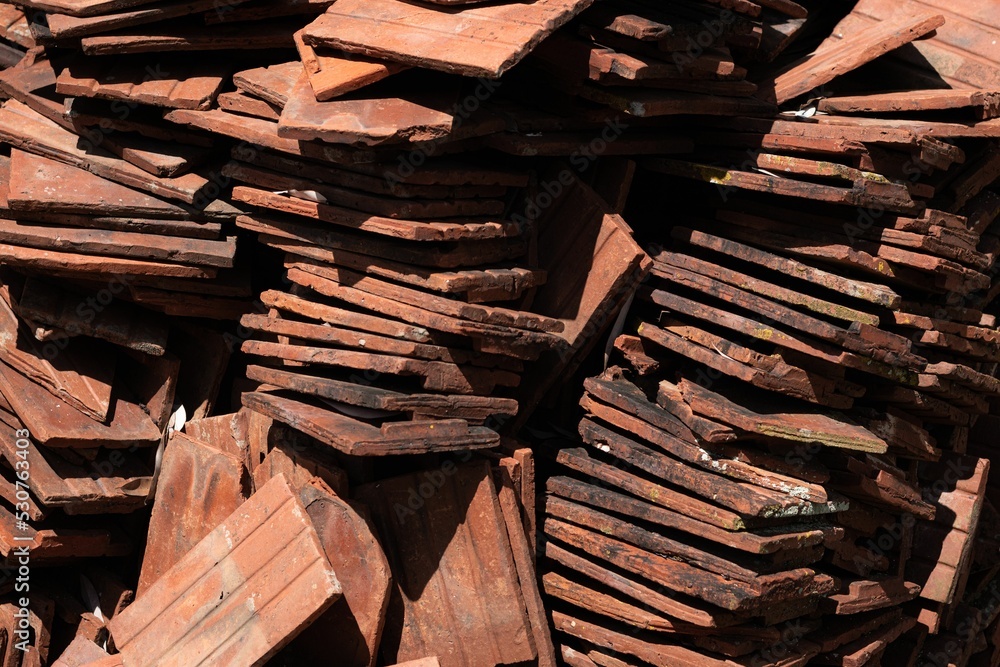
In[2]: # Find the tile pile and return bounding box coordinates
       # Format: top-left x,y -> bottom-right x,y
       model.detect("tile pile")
0,46 -> 250,320
0,0 -> 991,665
529,2 -> 1000,667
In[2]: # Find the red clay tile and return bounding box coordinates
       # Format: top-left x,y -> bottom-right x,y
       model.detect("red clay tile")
109,475 -> 341,666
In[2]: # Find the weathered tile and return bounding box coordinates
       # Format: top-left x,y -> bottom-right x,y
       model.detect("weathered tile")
543,570 -> 685,634
14,277 -> 169,356
238,214 -> 527,268
356,462 -> 537,666
0,281 -> 115,422
108,475 -> 342,666
288,262 -> 562,333
582,376 -> 830,501
555,445 -> 742,531
909,456 -> 990,604
653,249 -> 878,325
79,20 -> 298,55
577,3 -> 679,41
819,90 -> 1000,120
56,57 -> 228,110
757,12 -> 944,104
553,445 -> 832,540
0,100 -> 212,205
302,0 -> 599,78
246,364 -> 518,422
216,91 -> 281,121
233,61 -> 302,108
4,155 -> 230,227
295,30 -> 407,101
0,5 -> 34,48
242,391 -> 500,455
280,251 -> 539,300
137,431 -> 249,595
278,481 -> 391,667
232,186 -> 518,241
647,156 -> 921,215
3,211 -> 222,241
579,417 -> 845,517
285,268 -> 564,358
0,219 -> 236,268
495,464 -> 557,667
820,577 -> 922,615
0,48 -> 68,128
257,288 -> 436,342
222,161 -> 504,219
646,258 -> 920,365
45,0 -> 253,38
278,73 -> 460,146
825,0 -> 1000,89
0,420 -> 153,514
242,340 -> 518,395
679,378 -> 887,452
240,311 -> 519,369
0,244 -> 217,278
165,107 -> 378,163
0,359 -> 160,450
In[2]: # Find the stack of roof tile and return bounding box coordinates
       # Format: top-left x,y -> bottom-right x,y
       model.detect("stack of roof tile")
234,164 -> 651,455
0,0 -> 655,661
529,1 -> 1000,666
0,46 -> 250,320
0,0 -> 994,664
